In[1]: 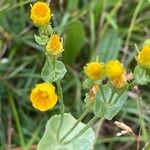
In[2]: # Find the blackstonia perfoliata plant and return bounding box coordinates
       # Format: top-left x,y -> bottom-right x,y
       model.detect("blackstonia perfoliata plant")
29,1 -> 150,150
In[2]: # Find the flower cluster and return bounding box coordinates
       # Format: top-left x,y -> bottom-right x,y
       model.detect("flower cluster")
29,1 -> 150,121
30,1 -> 64,111
84,59 -> 127,89
28,1 -> 150,149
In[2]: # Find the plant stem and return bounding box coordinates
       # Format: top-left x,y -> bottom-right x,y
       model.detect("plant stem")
63,116 -> 98,144
92,118 -> 104,148
60,106 -> 91,142
56,81 -> 65,140
8,92 -> 25,149
100,0 -> 121,38
121,0 -> 144,63
89,5 -> 95,52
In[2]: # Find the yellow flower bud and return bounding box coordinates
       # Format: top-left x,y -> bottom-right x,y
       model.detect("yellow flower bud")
84,62 -> 104,80
46,34 -> 64,55
30,83 -> 58,111
137,45 -> 150,68
30,2 -> 51,26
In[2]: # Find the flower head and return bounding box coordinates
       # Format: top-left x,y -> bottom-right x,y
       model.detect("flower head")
30,2 -> 51,26
84,62 -> 104,80
137,45 -> 150,68
46,34 -> 63,55
105,60 -> 125,79
30,83 -> 58,111
105,60 -> 127,88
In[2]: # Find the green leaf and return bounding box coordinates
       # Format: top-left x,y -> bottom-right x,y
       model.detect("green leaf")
94,85 -> 128,120
63,20 -> 85,64
108,0 -> 120,6
41,59 -> 67,82
134,65 -> 150,85
67,0 -> 78,11
97,29 -> 122,62
37,113 -> 95,150
82,79 -> 94,89
105,13 -> 118,30
34,35 -> 49,45
93,0 -> 103,25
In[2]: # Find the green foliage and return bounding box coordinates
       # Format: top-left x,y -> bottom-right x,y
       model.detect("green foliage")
67,0 -> 78,11
63,20 -> 85,64
82,78 -> 94,89
39,25 -> 53,36
34,35 -> 49,45
134,65 -> 150,85
94,85 -> 128,120
37,113 -> 95,150
93,0 -> 103,25
97,29 -> 122,62
41,58 -> 67,82
1,0 -> 150,149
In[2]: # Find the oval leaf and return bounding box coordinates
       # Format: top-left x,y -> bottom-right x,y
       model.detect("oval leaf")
63,20 -> 85,64
41,60 -> 67,82
37,113 -> 95,150
96,29 -> 122,62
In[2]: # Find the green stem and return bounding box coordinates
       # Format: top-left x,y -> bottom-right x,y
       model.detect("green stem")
92,118 -> 104,148
56,81 -> 65,140
121,0 -> 144,63
60,106 -> 91,142
99,0 -> 121,38
8,92 -> 25,149
64,116 -> 98,144
89,5 -> 95,52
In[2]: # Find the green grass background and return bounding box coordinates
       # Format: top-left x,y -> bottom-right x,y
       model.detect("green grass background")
0,0 -> 150,149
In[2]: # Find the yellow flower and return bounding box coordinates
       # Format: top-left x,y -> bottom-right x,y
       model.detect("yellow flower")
46,34 -> 63,55
137,45 -> 150,68
30,2 -> 51,26
105,60 -> 127,88
30,83 -> 58,111
84,62 -> 104,80
105,60 -> 125,79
